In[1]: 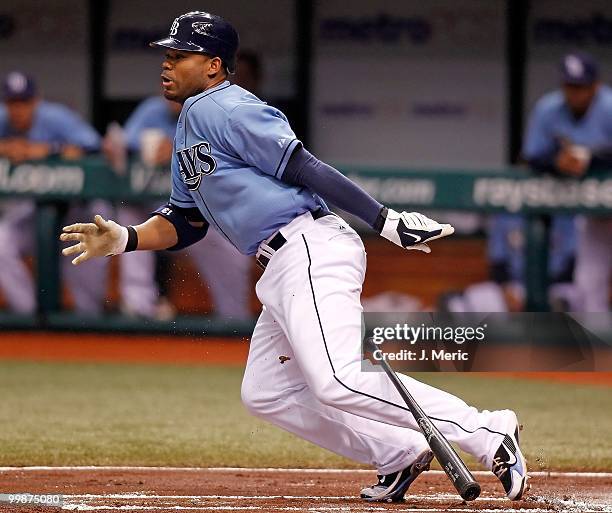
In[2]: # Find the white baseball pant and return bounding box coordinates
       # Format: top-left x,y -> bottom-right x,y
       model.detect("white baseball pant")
241,212 -> 513,473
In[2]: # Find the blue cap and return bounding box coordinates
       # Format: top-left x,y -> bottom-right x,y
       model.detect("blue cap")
151,12 -> 239,73
560,52 -> 599,86
2,71 -> 36,101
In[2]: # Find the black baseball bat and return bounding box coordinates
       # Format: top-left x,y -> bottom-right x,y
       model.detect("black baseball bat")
365,338 -> 481,501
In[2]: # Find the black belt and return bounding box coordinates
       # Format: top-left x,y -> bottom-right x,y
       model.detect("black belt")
256,208 -> 332,270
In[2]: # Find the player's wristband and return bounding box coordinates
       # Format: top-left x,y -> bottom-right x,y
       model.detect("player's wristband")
124,226 -> 139,253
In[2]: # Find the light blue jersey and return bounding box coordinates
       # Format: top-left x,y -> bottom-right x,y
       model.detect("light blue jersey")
124,96 -> 178,151
0,100 -> 100,150
523,84 -> 612,159
170,81 -> 325,255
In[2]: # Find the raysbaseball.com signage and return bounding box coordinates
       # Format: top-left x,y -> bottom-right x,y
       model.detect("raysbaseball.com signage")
0,158 -> 610,214
0,159 -> 84,195
473,177 -> 612,212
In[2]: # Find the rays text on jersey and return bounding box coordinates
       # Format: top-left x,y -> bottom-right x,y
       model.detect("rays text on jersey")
176,142 -> 217,191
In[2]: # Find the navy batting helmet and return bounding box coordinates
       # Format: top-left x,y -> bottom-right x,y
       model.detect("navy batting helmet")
150,12 -> 239,73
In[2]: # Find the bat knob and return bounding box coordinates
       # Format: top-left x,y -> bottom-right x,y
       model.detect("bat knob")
460,482 -> 481,501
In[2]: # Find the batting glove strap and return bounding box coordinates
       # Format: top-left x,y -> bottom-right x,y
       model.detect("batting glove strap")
373,206 -> 388,233
379,208 -> 454,253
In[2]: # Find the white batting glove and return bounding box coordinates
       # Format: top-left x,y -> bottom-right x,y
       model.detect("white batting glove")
379,208 -> 454,253
60,215 -> 128,265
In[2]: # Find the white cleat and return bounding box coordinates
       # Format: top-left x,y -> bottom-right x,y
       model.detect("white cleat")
492,411 -> 530,500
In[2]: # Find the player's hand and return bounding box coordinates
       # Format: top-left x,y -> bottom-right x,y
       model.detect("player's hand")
60,215 -> 128,265
379,209 -> 454,253
555,145 -> 590,177
0,138 -> 30,163
59,144 -> 85,160
23,141 -> 52,161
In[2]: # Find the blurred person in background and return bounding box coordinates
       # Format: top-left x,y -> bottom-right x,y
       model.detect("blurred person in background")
486,215 -> 577,311
0,71 -> 98,163
0,71 -> 109,314
523,51 -> 612,312
105,95 -> 252,319
439,216 -> 577,313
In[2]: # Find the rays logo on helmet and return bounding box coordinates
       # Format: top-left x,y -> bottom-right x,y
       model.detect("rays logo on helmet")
176,142 -> 217,191
170,18 -> 180,36
192,22 -> 213,35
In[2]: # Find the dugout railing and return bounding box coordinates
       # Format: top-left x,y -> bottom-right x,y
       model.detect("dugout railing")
0,156 -> 610,335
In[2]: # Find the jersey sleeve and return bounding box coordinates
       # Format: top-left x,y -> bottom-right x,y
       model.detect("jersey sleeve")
226,103 -> 300,179
522,100 -> 555,161
51,105 -> 101,151
170,149 -> 197,207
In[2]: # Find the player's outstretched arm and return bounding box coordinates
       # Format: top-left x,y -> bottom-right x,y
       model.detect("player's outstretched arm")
60,215 -> 178,265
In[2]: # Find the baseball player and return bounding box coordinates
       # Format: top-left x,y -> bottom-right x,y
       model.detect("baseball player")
60,12 -> 529,502
523,51 -> 612,312
0,71 -> 109,314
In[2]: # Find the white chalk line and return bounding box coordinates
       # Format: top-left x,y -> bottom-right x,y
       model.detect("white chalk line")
60,506 -> 609,513
62,507 -> 389,512
65,493 -> 506,501
1,466 -> 611,478
59,493 -> 612,513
